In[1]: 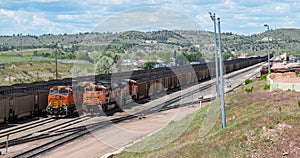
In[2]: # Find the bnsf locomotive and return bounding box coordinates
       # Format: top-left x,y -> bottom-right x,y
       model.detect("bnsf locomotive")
81,79 -> 137,115
82,83 -> 111,114
46,86 -> 76,117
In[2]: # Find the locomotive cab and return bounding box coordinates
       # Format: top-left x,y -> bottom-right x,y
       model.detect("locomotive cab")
82,84 -> 107,114
46,86 -> 75,117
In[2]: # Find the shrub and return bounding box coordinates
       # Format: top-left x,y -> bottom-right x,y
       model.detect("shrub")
245,86 -> 254,93
298,101 -> 300,107
264,84 -> 270,90
23,53 -> 33,57
245,79 -> 253,85
260,73 -> 270,80
287,89 -> 295,92
22,70 -> 29,75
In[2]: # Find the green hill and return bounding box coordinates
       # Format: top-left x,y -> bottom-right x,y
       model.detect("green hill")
0,28 -> 299,57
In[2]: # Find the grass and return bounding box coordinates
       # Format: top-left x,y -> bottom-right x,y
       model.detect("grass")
0,60 -> 94,86
114,78 -> 300,158
263,84 -> 270,90
244,79 -> 253,85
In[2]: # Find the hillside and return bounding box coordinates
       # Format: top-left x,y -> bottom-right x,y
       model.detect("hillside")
114,77 -> 300,158
0,60 -> 93,86
0,28 -> 299,57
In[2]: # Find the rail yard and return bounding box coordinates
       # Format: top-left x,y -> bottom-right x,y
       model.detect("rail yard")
0,55 -> 271,157
1,1 -> 300,157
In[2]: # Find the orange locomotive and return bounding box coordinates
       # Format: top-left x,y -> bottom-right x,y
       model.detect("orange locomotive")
46,86 -> 76,117
81,79 -> 138,115
82,82 -> 117,114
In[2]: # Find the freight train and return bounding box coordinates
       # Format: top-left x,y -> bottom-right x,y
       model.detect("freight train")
0,55 -> 272,122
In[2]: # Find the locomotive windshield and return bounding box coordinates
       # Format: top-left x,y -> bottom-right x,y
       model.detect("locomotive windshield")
59,89 -> 69,96
49,89 -> 58,95
85,87 -> 93,92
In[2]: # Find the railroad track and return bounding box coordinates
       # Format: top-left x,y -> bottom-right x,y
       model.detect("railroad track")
0,116 -> 91,149
0,118 -> 55,138
12,64 -> 262,157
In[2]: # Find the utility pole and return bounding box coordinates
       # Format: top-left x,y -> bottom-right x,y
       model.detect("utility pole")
55,50 -> 58,80
20,33 -> 22,54
217,18 -> 226,128
264,24 -> 271,73
209,12 -> 220,98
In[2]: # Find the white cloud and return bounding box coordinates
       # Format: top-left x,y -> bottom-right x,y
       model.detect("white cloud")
196,14 -> 210,27
82,0 -> 131,5
0,9 -> 27,23
224,0 -> 236,8
95,7 -> 202,32
275,3 -> 290,13
56,14 -> 76,20
12,0 -> 60,2
32,15 -> 55,26
0,0 -> 299,35
240,22 -> 259,28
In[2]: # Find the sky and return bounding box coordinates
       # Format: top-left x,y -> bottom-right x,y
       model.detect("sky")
0,0 -> 299,35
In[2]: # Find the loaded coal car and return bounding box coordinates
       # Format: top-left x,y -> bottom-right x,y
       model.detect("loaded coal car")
0,92 -> 35,123
46,86 -> 75,117
32,90 -> 49,115
0,89 -> 50,123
